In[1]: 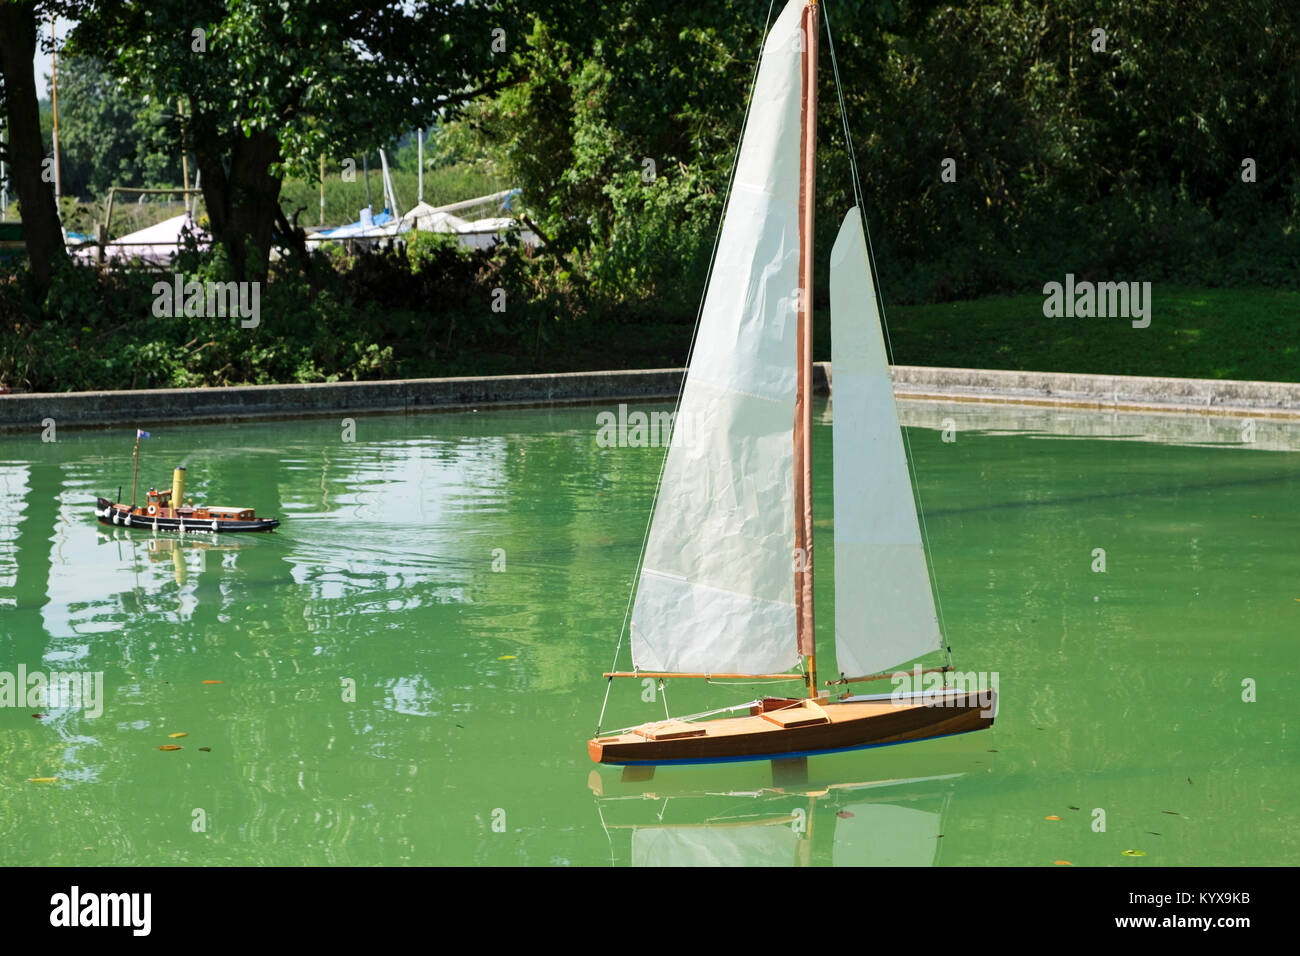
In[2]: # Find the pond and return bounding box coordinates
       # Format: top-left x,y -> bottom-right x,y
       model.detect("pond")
1,400 -> 1296,865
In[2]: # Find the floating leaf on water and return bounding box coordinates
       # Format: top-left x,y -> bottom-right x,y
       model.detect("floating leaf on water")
201,680 -> 223,685
497,655 -> 516,661
158,744 -> 183,751
28,777 -> 57,783
1045,815 -> 1061,821
198,747 -> 211,752
1122,849 -> 1146,857
836,811 -> 854,819
168,732 -> 188,738
1053,860 -> 1073,866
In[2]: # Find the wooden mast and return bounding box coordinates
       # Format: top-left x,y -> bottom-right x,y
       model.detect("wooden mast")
795,0 -> 819,697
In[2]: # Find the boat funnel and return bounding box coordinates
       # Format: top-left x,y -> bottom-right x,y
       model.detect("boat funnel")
172,467 -> 186,506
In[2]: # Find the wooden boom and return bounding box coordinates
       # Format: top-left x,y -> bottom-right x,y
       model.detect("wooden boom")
826,666 -> 952,686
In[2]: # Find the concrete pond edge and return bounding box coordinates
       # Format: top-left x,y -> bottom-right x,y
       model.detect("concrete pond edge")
3,364 -> 1299,433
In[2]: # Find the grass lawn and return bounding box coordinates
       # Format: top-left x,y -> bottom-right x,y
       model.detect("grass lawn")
457,286 -> 1300,384
819,286 -> 1300,383
574,286 -> 1299,384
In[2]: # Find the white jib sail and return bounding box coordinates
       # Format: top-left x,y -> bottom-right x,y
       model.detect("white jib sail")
630,0 -> 805,675
830,207 -> 942,677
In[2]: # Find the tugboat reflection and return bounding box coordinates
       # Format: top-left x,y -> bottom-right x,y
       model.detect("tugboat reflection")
98,528 -> 243,586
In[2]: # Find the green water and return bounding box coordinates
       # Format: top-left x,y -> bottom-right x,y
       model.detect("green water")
1,403 -> 1297,866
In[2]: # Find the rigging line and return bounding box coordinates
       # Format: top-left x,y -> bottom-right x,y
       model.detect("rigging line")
823,0 -> 953,664
597,0 -> 779,733
823,4 -> 863,215
598,699 -> 762,737
596,676 -> 615,738
593,799 -> 617,868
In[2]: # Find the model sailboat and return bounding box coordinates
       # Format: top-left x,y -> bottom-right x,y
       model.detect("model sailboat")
588,0 -> 994,766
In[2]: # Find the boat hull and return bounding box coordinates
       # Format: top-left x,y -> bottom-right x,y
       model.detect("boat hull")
95,498 -> 279,533
589,690 -> 995,766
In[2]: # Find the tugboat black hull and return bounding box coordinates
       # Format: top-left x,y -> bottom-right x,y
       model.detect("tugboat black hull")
95,498 -> 279,533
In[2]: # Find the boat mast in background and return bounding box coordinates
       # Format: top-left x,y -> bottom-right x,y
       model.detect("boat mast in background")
49,14 -> 62,220
795,0 -> 819,697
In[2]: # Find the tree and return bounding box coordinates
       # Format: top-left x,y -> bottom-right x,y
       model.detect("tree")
55,54 -> 182,198
0,0 -> 66,290
73,0 -> 526,281
461,0 -> 1299,303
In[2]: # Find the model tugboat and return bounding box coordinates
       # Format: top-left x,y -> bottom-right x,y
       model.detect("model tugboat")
95,430 -> 279,534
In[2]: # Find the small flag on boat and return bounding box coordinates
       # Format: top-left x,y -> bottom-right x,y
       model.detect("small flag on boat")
137,429 -> 151,439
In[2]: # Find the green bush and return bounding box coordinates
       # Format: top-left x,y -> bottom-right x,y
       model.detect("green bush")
0,227 -> 596,392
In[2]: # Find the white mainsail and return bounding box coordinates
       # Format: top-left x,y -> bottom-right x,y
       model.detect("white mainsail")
830,208 -> 942,677
630,0 -> 805,675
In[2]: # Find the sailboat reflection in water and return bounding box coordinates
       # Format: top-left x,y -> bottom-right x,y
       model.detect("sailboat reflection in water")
588,0 -> 995,768
591,769 -> 964,867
